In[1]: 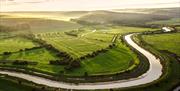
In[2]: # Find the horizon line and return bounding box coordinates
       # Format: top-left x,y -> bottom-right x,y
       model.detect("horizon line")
0,6 -> 179,12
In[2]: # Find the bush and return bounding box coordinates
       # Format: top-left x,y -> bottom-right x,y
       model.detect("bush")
70,60 -> 81,68
13,60 -> 28,65
12,60 -> 38,65
64,65 -> 72,70
84,72 -> 88,77
49,59 -> 70,65
3,52 -> 11,55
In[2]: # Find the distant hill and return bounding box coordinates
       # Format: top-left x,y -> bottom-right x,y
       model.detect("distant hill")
72,8 -> 180,27
0,18 -> 81,33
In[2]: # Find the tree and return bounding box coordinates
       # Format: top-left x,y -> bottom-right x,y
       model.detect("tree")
3,52 -> 11,55
84,72 -> 88,77
18,80 -> 22,84
70,60 -> 81,68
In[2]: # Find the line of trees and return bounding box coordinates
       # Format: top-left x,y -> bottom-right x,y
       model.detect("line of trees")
12,60 -> 38,65
22,34 -> 79,70
22,33 -> 118,71
1,46 -> 42,56
0,60 -> 38,65
64,31 -> 78,37
49,35 -> 118,70
48,42 -> 116,71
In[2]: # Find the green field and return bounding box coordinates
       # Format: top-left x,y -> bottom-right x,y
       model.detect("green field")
0,37 -> 38,54
0,34 -> 136,76
0,40 -> 137,76
142,33 -> 180,55
0,17 -> 81,33
105,26 -> 156,34
0,25 -> 153,76
147,18 -> 180,26
123,33 -> 180,91
66,42 -> 139,76
0,13 -> 157,76
0,77 -> 32,91
0,8 -> 179,91
0,48 -> 59,63
37,31 -> 113,58
176,27 -> 180,30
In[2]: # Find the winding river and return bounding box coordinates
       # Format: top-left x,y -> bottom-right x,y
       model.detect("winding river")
0,34 -> 163,90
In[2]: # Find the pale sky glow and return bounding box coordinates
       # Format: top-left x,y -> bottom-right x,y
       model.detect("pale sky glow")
0,0 -> 180,11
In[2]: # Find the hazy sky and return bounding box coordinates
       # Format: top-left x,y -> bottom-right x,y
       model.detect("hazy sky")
0,0 -> 180,11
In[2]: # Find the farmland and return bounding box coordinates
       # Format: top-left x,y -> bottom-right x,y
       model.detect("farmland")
126,32 -> 180,91
142,33 -> 180,55
36,31 -> 113,58
147,18 -> 180,26
0,23 -> 154,76
0,7 -> 179,91
0,14 -> 156,76
0,17 -> 82,33
0,37 -> 38,54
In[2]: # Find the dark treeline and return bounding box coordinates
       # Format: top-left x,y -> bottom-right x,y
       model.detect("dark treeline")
64,31 -> 78,37
12,60 -> 38,65
64,29 -> 85,37
160,50 -> 180,62
1,46 -> 42,56
0,60 -> 38,65
142,28 -> 177,35
1,24 -> 119,71
49,34 -> 118,70
22,34 -> 79,70
49,36 -> 117,71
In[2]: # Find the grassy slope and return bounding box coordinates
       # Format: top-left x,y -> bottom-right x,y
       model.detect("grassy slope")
0,11 -> 89,21
176,27 -> 180,30
142,33 -> 180,55
0,42 -> 135,76
0,37 -> 38,54
38,32 -> 113,58
38,26 -> 156,58
0,18 -> 81,33
0,80 -> 30,91
0,48 -> 62,73
74,8 -> 180,27
0,48 -> 59,63
111,53 -> 180,91
107,26 -> 156,34
0,26 -> 152,76
74,11 -> 170,26
66,42 -> 138,76
118,33 -> 180,91
147,18 -> 180,26
0,77 -> 32,91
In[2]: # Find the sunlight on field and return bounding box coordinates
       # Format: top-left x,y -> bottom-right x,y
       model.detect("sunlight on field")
0,13 -> 87,21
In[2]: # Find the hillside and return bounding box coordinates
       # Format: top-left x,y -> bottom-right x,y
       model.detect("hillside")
72,8 -> 180,27
0,18 -> 81,33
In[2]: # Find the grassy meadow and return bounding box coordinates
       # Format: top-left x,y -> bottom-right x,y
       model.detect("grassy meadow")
0,8 -> 179,90
0,24 -> 153,76
66,42 -> 139,76
0,77 -> 32,91
0,11 -> 160,77
0,37 -> 38,54
37,31 -> 113,58
142,33 -> 180,55
0,17 -> 81,33
147,18 -> 180,26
